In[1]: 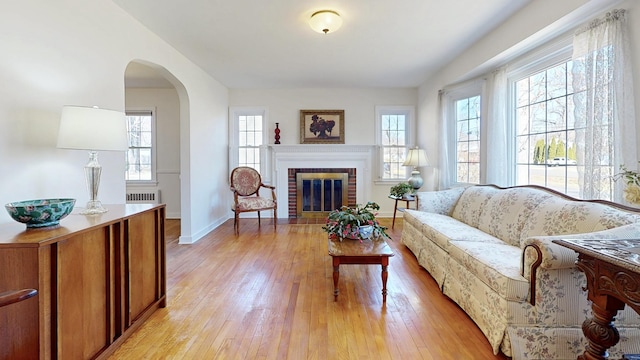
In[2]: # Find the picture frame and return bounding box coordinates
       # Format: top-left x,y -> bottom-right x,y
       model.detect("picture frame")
300,110 -> 345,144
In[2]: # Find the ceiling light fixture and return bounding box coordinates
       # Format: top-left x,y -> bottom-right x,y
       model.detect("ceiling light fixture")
309,10 -> 342,34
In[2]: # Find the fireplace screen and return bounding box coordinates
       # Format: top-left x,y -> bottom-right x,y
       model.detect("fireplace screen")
296,173 -> 348,217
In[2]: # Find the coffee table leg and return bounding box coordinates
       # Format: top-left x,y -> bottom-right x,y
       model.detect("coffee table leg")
333,257 -> 340,301
381,257 -> 389,303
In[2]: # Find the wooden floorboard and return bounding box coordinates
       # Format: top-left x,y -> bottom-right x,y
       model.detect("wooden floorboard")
108,217 -> 510,359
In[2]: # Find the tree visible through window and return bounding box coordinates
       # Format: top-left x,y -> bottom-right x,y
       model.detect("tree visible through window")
514,60 -> 579,197
381,114 -> 407,180
455,95 -> 481,184
238,115 -> 263,173
125,111 -> 153,181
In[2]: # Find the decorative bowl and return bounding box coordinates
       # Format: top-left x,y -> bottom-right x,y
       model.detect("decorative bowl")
344,225 -> 374,240
5,198 -> 76,229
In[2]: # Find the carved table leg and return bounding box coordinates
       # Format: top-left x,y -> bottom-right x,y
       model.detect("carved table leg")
333,257 -> 340,301
579,296 -> 625,360
381,257 -> 389,303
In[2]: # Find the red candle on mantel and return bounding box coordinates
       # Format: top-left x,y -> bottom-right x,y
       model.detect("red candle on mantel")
274,122 -> 281,144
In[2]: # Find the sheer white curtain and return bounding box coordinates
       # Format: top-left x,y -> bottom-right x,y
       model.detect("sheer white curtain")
438,89 -> 453,190
573,9 -> 636,201
484,67 -> 509,186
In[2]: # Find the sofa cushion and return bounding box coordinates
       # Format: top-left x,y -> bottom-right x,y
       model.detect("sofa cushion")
451,186 -> 501,228
416,186 -> 467,215
448,240 -> 529,301
519,195 -> 640,245
477,187 -> 554,247
405,210 -> 504,251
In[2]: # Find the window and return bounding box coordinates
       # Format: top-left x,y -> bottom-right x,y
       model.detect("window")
455,95 -> 481,184
125,110 -> 155,182
513,59 -> 579,197
238,114 -> 263,171
229,107 -> 267,174
375,106 -> 415,181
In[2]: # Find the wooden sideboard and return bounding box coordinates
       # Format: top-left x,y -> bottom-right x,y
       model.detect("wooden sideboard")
0,204 -> 166,360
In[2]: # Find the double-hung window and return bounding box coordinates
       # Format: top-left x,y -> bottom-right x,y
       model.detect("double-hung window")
125,110 -> 155,182
454,95 -> 481,184
510,47 -> 580,197
229,107 -> 267,174
443,83 -> 482,186
375,106 -> 415,182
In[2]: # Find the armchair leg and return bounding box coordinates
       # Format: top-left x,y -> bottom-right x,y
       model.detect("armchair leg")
234,211 -> 239,235
273,209 -> 277,230
258,211 -> 261,226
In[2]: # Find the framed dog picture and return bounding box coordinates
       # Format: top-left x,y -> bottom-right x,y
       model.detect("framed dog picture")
300,110 -> 345,144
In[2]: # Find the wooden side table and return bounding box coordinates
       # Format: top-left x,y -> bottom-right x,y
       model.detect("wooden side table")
389,195 -> 418,229
553,239 -> 640,360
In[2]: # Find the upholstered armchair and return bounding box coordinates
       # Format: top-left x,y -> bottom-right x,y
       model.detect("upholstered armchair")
230,167 -> 277,235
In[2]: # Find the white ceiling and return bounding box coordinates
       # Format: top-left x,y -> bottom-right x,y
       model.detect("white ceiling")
116,0 -> 531,89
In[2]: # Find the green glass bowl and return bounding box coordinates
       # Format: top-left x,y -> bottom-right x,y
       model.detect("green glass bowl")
5,198 -> 76,229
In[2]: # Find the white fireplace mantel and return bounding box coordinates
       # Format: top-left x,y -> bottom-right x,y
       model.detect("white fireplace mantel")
266,144 -> 375,218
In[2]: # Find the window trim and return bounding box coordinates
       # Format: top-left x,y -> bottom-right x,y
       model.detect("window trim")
506,44 -> 577,194
229,106 -> 268,179
443,82 -> 482,186
374,105 -> 415,184
125,108 -> 157,185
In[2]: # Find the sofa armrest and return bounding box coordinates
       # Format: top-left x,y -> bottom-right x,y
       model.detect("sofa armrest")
522,222 -> 640,305
415,186 -> 467,215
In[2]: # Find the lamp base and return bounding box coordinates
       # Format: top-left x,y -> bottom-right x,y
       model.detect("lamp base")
80,200 -> 108,215
407,169 -> 424,190
80,151 -> 108,215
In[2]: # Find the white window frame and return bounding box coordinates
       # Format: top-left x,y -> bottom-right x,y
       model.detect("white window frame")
374,105 -> 415,184
125,108 -> 157,185
229,106 -> 268,177
506,39 -> 577,194
443,83 -> 482,186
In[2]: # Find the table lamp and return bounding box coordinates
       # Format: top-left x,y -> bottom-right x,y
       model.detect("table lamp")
57,106 -> 128,214
402,146 -> 429,190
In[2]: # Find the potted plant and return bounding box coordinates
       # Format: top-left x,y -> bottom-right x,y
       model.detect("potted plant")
322,201 -> 390,241
614,164 -> 640,205
389,182 -> 414,199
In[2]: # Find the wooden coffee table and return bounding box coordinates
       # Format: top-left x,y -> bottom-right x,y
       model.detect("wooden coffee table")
328,236 -> 394,302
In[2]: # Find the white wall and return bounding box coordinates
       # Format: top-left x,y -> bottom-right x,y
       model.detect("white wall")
125,87 -> 181,219
416,0 -> 640,190
229,87 -> 418,216
0,0 -> 229,244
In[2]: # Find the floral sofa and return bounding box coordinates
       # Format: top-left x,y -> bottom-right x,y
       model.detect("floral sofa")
400,184 -> 640,359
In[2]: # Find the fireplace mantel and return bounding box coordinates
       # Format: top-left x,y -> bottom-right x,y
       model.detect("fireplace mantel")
266,145 -> 375,218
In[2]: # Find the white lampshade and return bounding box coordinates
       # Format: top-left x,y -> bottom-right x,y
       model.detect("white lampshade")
57,105 -> 127,215
402,147 -> 429,168
403,147 -> 429,190
309,10 -> 342,34
57,106 -> 127,151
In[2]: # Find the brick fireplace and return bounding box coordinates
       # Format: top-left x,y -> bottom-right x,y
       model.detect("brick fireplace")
268,144 -> 374,220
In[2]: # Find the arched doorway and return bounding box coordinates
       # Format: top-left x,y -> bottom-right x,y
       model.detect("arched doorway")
124,60 -> 191,239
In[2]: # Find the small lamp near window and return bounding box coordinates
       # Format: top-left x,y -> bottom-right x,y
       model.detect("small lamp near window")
403,146 -> 429,190
57,106 -> 128,214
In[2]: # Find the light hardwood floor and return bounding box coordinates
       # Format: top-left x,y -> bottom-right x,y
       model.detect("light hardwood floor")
108,218 -> 510,359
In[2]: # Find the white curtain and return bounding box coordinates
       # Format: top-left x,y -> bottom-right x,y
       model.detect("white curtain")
437,89 -> 452,190
573,9 -> 636,201
484,67 -> 509,186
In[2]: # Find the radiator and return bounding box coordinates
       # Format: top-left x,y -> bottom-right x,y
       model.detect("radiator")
126,188 -> 160,205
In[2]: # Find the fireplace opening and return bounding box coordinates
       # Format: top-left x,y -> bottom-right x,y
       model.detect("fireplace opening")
288,168 -> 356,218
296,173 -> 348,218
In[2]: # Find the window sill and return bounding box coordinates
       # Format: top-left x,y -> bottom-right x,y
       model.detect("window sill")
126,181 -> 159,187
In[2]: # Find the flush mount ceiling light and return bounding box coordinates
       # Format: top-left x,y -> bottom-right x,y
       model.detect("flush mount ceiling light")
309,10 -> 342,34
